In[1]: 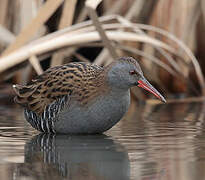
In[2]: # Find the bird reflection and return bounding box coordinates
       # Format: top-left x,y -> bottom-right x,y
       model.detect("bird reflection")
21,133 -> 130,180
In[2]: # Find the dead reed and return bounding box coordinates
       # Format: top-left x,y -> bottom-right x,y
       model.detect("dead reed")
0,0 -> 204,100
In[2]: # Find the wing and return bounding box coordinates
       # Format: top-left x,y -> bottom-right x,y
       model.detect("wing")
24,95 -> 70,133
13,62 -> 104,115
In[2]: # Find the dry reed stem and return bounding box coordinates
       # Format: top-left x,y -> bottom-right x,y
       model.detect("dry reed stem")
15,0 -> 39,84
180,0 -> 201,44
93,0 -> 158,66
135,23 -> 205,95
116,16 -> 183,74
73,52 -> 90,63
59,0 -> 76,29
94,49 -> 109,65
75,7 -> 88,23
202,0 -> 205,25
125,0 -> 144,20
94,0 -> 145,66
0,0 -> 8,25
116,44 -> 176,76
86,0 -> 102,9
0,17 -> 194,72
0,26 -> 15,45
2,0 -> 64,56
0,17 -> 196,61
84,0 -> 109,65
86,0 -> 118,60
26,15 -> 118,46
0,30 -> 177,73
29,55 -> 43,75
51,0 -> 77,67
105,0 -> 125,15
0,11 -> 202,94
116,43 -> 199,94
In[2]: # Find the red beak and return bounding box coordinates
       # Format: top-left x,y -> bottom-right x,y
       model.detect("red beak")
137,78 -> 166,103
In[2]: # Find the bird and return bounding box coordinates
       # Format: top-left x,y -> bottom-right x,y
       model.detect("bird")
13,57 -> 166,134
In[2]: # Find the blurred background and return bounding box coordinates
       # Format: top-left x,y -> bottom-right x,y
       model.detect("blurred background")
1,1 -> 205,180
0,0 -> 205,102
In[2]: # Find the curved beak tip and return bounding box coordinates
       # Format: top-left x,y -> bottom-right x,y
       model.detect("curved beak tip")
160,96 -> 166,103
137,79 -> 166,103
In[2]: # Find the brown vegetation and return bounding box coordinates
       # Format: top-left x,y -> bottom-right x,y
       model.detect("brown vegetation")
0,0 -> 205,101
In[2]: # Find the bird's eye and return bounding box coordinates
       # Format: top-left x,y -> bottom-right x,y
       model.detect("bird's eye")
129,70 -> 136,75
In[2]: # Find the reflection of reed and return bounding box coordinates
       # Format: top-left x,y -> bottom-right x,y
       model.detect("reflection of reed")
1,102 -> 205,179
138,102 -> 205,180
19,134 -> 130,180
107,101 -> 205,180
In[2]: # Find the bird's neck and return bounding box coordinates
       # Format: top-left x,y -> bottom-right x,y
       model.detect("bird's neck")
104,63 -> 131,93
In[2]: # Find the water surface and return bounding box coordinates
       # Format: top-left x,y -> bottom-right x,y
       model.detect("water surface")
0,101 -> 205,180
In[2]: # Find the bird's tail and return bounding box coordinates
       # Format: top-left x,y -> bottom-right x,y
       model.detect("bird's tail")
13,84 -> 36,107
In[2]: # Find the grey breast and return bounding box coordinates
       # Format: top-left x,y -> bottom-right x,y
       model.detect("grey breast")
54,90 -> 131,134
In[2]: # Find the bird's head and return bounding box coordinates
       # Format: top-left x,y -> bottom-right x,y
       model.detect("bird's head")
106,57 -> 166,103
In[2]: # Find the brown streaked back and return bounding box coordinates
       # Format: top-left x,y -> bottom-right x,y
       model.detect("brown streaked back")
13,62 -> 105,115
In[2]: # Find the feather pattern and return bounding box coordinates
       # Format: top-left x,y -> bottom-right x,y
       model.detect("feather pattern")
14,62 -> 107,133
24,95 -> 70,133
13,57 -> 164,134
14,62 -> 105,115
